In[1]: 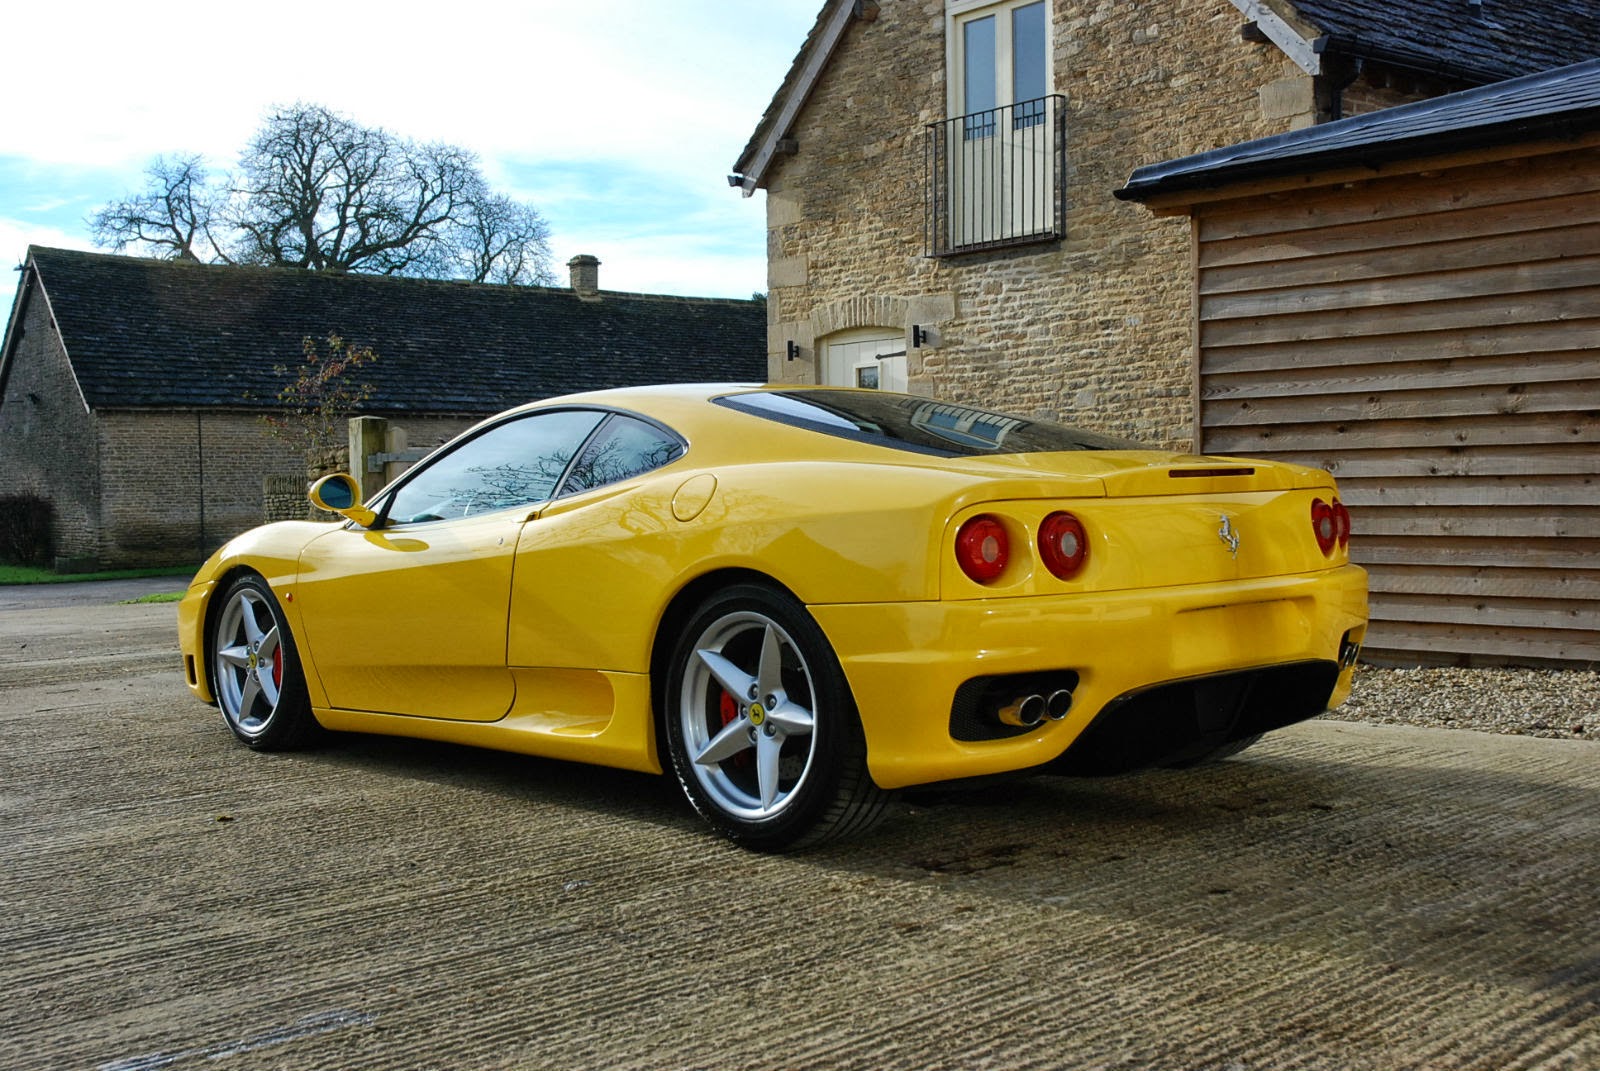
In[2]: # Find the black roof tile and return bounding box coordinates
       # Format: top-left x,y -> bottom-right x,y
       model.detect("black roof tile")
17,247 -> 767,414
1290,0 -> 1600,84
1117,58 -> 1600,200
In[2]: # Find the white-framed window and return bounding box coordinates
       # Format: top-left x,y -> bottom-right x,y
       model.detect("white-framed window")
932,0 -> 1060,253
948,0 -> 1050,126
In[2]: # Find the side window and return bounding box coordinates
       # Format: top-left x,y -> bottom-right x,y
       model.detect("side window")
560,414 -> 685,496
385,409 -> 605,523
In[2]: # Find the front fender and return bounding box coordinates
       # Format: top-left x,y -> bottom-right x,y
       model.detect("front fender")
177,520 -> 341,705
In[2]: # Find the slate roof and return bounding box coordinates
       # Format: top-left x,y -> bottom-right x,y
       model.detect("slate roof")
1116,58 -> 1600,201
731,0 -> 1599,191
1291,0 -> 1600,85
5,248 -> 767,414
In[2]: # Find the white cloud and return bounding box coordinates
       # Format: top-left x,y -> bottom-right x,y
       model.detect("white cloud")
5,1 -> 813,180
1,0 -> 817,302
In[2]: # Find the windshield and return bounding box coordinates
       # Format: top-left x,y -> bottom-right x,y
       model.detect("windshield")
716,389 -> 1142,457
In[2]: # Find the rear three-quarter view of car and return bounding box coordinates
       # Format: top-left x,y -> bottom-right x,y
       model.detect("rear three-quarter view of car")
178,384 -> 1367,850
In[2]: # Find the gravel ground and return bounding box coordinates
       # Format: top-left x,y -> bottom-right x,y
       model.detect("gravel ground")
1329,666 -> 1600,742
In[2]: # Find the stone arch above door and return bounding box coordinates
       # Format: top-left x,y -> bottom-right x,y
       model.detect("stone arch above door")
805,292 -> 957,392
809,296 -> 912,339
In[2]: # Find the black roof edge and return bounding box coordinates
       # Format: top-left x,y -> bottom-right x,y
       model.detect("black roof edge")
1116,60 -> 1600,203
0,257 -> 39,406
1312,32 -> 1520,86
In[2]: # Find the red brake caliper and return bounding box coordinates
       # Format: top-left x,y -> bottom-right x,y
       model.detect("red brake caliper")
271,650 -> 283,689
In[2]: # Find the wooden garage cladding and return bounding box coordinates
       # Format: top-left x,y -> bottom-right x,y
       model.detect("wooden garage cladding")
1115,61 -> 1600,665
1191,146 -> 1599,665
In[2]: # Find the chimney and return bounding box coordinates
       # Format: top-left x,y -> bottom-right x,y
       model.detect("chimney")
567,254 -> 601,301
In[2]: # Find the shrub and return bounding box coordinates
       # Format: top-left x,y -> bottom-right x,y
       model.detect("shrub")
0,494 -> 55,566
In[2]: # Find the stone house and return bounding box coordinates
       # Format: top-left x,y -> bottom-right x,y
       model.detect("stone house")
731,0 -> 1599,447
0,247 -> 765,569
1116,59 -> 1600,666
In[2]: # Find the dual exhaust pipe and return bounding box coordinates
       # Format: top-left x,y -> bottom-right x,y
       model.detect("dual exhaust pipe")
997,689 -> 1073,728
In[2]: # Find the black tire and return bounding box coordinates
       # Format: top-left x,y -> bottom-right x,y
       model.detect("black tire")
210,574 -> 321,750
662,582 -> 892,851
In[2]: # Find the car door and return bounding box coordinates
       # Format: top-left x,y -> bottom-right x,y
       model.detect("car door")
506,412 -> 688,673
293,408 -> 607,720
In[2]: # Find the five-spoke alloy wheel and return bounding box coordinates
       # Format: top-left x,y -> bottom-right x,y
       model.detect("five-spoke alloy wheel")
211,574 -> 319,750
664,583 -> 890,850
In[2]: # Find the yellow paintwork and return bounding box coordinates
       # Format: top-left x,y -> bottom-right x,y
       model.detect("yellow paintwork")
177,383 -> 1368,787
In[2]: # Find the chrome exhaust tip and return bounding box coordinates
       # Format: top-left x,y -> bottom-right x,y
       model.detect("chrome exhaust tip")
997,694 -> 1047,728
1045,689 -> 1073,721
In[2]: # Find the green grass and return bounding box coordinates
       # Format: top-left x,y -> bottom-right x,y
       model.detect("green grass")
118,591 -> 187,604
0,563 -> 198,586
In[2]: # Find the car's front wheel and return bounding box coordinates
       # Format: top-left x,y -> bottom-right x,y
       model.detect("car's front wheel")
663,583 -> 891,851
211,574 -> 320,750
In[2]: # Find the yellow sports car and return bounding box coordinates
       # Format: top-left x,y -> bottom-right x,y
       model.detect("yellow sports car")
178,384 -> 1366,850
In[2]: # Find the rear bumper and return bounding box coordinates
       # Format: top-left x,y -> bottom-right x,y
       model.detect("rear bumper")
810,564 -> 1367,789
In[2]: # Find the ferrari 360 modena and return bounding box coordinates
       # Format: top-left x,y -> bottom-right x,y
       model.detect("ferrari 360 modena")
178,384 -> 1367,850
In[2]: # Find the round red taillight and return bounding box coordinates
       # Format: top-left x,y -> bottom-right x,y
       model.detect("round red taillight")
1311,498 -> 1337,555
955,515 -> 1009,583
1333,498 -> 1351,549
1039,511 -> 1089,580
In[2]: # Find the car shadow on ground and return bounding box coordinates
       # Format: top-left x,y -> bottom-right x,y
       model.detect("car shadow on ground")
292,730 -> 697,831
285,722 -> 1600,872
287,723 -> 1351,860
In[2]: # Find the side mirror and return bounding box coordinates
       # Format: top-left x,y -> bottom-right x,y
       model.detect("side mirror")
309,473 -> 377,528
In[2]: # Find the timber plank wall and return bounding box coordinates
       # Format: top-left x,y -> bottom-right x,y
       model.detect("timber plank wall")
1193,140 -> 1599,667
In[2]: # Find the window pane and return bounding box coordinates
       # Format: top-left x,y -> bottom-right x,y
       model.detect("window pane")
962,14 -> 996,116
717,390 -> 1144,457
1012,2 -> 1047,103
561,415 -> 685,495
386,409 -> 604,523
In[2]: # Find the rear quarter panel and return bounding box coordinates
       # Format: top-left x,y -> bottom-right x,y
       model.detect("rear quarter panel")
505,459 -> 989,673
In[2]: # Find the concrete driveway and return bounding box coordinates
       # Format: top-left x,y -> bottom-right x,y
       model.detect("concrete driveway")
2,583 -> 1596,1070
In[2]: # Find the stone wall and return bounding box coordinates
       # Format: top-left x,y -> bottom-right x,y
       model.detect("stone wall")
95,411 -> 304,567
760,0 -> 1431,449
262,413 -> 479,524
1340,63 -> 1473,118
0,290 -> 102,566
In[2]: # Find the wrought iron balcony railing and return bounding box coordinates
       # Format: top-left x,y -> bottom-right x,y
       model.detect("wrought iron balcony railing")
925,95 -> 1066,256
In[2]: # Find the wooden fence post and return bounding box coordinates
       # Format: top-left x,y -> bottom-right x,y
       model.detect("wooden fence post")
349,416 -> 390,503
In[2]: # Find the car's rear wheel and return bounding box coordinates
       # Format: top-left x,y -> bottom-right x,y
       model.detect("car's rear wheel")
211,574 -> 320,750
664,583 -> 891,851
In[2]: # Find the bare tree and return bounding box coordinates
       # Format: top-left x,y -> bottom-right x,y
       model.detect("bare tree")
90,155 -> 222,262
92,104 -> 554,285
449,188 -> 554,285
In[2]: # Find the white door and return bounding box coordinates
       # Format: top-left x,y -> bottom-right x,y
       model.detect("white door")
948,0 -> 1052,246
823,330 -> 907,392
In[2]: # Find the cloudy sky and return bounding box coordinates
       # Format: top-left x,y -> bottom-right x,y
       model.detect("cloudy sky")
0,0 -> 821,313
